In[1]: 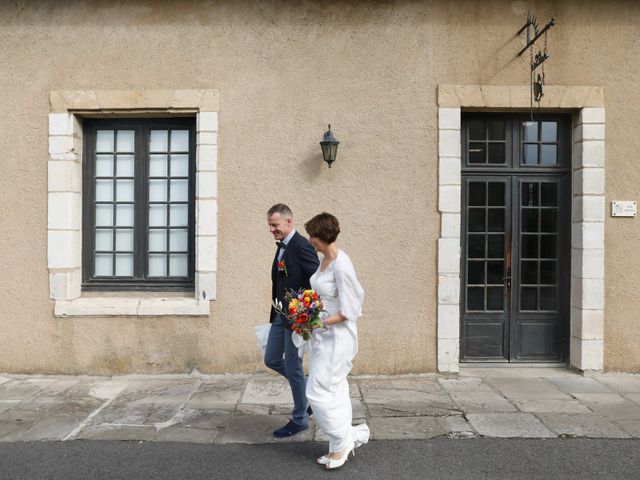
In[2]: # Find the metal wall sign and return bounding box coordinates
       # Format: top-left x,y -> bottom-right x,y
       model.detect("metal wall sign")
611,201 -> 637,217
517,13 -> 555,110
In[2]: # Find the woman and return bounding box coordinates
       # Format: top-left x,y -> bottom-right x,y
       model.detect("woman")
304,212 -> 369,470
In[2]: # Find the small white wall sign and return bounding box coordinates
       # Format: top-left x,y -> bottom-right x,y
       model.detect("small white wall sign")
611,201 -> 637,217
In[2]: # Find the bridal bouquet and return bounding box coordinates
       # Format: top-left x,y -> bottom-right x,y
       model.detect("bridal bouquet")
272,288 -> 326,341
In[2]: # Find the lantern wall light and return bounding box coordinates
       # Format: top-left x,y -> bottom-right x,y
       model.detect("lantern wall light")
320,124 -> 339,168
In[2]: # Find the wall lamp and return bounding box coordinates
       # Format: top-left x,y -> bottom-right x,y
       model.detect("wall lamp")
320,124 -> 339,168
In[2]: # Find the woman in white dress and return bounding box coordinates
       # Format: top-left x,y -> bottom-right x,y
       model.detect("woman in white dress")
304,212 -> 369,470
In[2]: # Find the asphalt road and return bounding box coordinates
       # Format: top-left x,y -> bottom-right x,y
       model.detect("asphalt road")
1,439 -> 639,480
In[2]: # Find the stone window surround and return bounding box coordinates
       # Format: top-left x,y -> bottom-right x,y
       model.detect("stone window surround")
48,89 -> 219,317
437,85 -> 605,373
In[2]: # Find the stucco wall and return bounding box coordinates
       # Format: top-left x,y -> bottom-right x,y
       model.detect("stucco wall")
0,0 -> 639,374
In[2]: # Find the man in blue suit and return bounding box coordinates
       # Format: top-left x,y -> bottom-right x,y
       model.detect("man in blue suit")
265,203 -> 320,437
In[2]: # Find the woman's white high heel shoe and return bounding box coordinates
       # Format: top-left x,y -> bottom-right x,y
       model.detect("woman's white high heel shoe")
325,443 -> 355,470
316,455 -> 330,465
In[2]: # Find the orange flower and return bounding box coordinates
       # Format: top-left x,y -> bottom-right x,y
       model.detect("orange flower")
312,292 -> 318,300
290,325 -> 296,331
298,313 -> 309,323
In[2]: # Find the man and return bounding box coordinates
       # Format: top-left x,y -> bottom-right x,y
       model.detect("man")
265,204 -> 320,437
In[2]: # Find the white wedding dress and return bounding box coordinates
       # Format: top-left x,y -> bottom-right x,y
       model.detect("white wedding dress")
306,250 -> 370,453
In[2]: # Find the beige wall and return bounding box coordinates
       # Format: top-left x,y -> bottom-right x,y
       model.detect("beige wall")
0,0 -> 639,374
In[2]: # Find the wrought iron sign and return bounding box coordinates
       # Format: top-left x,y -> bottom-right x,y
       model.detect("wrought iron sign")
517,13 -> 555,110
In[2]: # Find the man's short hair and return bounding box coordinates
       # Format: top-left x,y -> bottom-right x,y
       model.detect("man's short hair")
267,203 -> 293,218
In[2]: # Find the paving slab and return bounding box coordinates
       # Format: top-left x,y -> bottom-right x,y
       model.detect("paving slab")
240,377 -> 292,405
612,419 -> 640,438
0,379 -> 56,401
438,376 -> 493,392
573,393 -> 640,420
369,416 -> 449,440
514,399 -> 591,414
184,376 -> 246,411
171,409 -> 231,430
485,377 -> 571,400
219,414 -> 314,444
448,391 -> 517,413
536,413 -> 630,438
547,376 -> 614,394
0,409 -> 49,441
77,424 -> 157,441
466,413 -> 556,438
154,426 -> 220,443
625,393 -> 640,405
3,415 -> 84,441
595,374 -> 640,393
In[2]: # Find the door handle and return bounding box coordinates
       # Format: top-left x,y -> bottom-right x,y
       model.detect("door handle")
502,268 -> 512,290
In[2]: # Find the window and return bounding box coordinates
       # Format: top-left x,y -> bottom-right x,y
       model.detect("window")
82,118 -> 196,291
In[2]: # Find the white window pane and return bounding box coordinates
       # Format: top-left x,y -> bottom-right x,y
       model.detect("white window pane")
116,204 -> 134,226
115,254 -> 134,276
95,254 -> 113,276
96,154 -> 114,176
171,130 -> 189,152
169,229 -> 188,252
96,130 -> 114,152
170,179 -> 188,202
170,254 -> 188,277
149,179 -> 167,201
149,205 -> 167,226
95,205 -> 113,227
117,130 -> 135,153
115,229 -> 134,251
149,229 -> 167,252
149,154 -> 167,176
150,130 -> 168,152
116,179 -> 134,202
116,154 -> 135,177
148,254 -> 167,277
170,154 -> 189,177
169,204 -> 188,226
95,180 -> 113,201
95,229 -> 113,251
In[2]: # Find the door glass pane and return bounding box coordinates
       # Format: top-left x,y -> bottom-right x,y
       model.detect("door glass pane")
149,130 -> 168,152
541,183 -> 558,207
487,235 -> 504,258
488,143 -> 505,164
488,183 -> 505,206
169,254 -> 188,277
468,261 -> 484,284
115,254 -> 133,276
522,209 -> 538,232
115,229 -> 134,251
521,261 -> 538,284
116,155 -> 135,177
488,121 -> 505,141
116,205 -> 134,227
95,229 -> 113,251
95,180 -> 113,201
95,254 -> 113,276
521,235 -> 538,258
468,234 -> 485,258
487,261 -> 503,284
540,235 -> 557,258
149,154 -> 168,176
540,209 -> 557,233
468,121 -> 484,140
468,209 -> 486,232
170,179 -> 189,202
468,143 -> 485,163
171,130 -> 189,152
539,287 -> 557,310
96,130 -> 114,152
524,144 -> 538,165
487,287 -> 504,311
540,261 -> 557,284
170,154 -> 189,177
149,230 -> 167,251
149,205 -> 167,226
467,287 -> 484,310
468,183 -> 486,206
521,287 -> 537,310
541,145 -> 557,165
170,229 -> 189,252
96,155 -> 114,176
149,180 -> 167,201
169,204 -> 188,226
541,122 -> 557,142
148,254 -> 167,277
523,122 -> 538,142
487,209 -> 504,232
95,205 -> 113,226
116,130 -> 135,152
116,179 -> 134,202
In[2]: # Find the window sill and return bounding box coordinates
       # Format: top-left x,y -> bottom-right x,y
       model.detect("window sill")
54,297 -> 210,317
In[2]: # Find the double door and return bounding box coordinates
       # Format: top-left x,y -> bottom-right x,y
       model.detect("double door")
460,114 -> 571,362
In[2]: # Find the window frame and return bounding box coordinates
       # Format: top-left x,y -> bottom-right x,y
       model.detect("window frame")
82,117 -> 197,292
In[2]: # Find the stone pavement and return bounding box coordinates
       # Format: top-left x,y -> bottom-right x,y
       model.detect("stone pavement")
1,368 -> 640,443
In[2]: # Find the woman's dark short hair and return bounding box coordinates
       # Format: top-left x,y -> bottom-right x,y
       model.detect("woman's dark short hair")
305,212 -> 340,243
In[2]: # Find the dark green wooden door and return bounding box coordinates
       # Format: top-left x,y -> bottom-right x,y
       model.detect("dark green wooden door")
460,114 -> 571,362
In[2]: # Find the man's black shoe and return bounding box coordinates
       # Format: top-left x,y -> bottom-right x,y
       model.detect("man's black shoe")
273,420 -> 309,438
307,405 -> 313,416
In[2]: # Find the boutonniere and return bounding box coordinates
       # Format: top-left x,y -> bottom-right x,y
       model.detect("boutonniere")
277,259 -> 288,276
